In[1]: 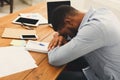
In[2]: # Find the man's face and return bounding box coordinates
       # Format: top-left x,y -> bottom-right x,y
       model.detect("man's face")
57,13 -> 83,39
58,22 -> 78,38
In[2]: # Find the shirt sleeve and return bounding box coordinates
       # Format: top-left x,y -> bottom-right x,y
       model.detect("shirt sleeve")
48,22 -> 105,66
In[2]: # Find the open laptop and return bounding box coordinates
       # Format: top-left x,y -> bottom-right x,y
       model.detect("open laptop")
47,0 -> 71,24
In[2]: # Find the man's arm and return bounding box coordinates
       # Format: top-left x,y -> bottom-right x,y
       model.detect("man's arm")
48,32 -> 68,51
48,24 -> 105,66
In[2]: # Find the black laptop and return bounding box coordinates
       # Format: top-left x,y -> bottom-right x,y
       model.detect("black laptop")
47,0 -> 71,24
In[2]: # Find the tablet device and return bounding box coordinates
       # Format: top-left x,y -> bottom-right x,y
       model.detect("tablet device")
12,16 -> 40,26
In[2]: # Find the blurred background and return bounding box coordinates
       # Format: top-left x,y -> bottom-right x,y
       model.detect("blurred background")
0,0 -> 120,19
71,0 -> 120,19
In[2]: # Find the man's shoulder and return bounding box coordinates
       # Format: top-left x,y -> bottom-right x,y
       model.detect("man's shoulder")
95,8 -> 113,14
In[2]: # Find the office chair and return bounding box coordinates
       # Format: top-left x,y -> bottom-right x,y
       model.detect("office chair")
0,0 -> 13,13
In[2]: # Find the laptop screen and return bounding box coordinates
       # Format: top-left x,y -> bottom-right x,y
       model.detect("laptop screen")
47,0 -> 71,24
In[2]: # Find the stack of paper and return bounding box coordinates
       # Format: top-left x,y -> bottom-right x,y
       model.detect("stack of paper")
25,40 -> 49,53
0,46 -> 37,77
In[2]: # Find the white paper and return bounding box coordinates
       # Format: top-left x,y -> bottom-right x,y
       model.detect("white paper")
25,40 -> 49,53
0,46 -> 37,77
10,40 -> 26,46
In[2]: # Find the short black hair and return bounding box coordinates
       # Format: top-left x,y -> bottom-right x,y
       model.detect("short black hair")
51,5 -> 78,31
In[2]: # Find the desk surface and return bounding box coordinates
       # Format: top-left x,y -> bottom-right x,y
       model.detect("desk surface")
0,1 -> 65,80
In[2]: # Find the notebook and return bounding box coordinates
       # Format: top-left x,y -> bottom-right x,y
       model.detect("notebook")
25,40 -> 49,53
1,28 -> 36,39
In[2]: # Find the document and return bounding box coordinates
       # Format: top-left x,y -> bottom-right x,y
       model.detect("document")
10,40 -> 26,46
0,46 -> 37,78
25,40 -> 49,53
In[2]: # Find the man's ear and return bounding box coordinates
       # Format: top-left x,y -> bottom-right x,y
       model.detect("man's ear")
64,17 -> 72,25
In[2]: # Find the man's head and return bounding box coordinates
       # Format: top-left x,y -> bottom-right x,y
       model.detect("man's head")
51,5 -> 85,38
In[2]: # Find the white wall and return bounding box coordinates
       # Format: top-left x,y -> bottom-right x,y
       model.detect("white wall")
71,0 -> 87,12
92,0 -> 120,19
71,0 -> 120,20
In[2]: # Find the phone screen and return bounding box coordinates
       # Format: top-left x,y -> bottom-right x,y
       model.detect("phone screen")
16,17 -> 39,25
21,35 -> 37,39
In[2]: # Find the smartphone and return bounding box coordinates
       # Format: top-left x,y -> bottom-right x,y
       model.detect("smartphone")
20,35 -> 38,40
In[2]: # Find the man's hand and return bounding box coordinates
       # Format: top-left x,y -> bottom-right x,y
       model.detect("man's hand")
48,32 -> 67,51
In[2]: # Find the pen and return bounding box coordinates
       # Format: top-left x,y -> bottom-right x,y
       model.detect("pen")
39,23 -> 49,25
21,22 -> 34,30
39,43 -> 45,46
